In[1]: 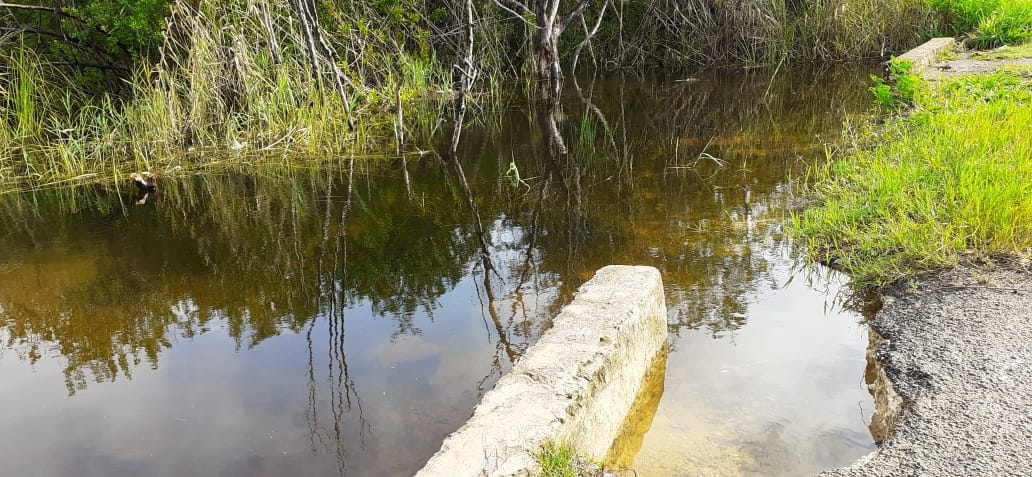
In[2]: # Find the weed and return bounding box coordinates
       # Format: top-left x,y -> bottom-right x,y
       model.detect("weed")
535,441 -> 578,477
971,0 -> 1032,48
870,59 -> 921,110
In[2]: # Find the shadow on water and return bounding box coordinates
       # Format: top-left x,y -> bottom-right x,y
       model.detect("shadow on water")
0,64 -> 879,476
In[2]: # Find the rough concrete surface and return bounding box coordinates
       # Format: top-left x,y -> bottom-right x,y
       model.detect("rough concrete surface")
415,265 -> 667,477
819,261 -> 1032,476
896,37 -> 956,73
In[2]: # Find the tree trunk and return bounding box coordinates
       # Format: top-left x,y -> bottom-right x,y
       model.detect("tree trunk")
535,25 -> 562,97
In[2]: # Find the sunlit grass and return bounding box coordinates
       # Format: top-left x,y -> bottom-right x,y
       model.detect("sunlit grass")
795,71 -> 1032,288
927,0 -> 1032,48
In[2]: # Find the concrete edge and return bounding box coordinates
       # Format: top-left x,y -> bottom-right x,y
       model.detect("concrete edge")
415,265 -> 667,477
895,37 -> 956,74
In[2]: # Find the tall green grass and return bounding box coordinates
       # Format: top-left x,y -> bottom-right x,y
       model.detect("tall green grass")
0,0 -> 448,194
795,71 -> 1032,288
927,0 -> 1032,47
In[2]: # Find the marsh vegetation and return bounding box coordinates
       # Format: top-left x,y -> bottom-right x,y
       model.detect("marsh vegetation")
0,0 -> 960,192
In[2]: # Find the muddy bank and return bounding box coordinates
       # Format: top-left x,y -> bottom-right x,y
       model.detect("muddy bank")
820,260 -> 1032,476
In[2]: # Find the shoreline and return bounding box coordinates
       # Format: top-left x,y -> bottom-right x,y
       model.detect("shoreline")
819,260 -> 1032,476
815,37 -> 1032,476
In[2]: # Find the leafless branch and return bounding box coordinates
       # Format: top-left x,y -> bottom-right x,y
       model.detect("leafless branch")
570,0 -> 608,75
492,0 -> 540,29
559,0 -> 592,32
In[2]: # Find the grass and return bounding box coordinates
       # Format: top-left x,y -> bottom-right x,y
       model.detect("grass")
533,440 -> 613,477
927,0 -> 1032,48
794,71 -> 1032,288
535,441 -> 579,477
0,0 -> 449,195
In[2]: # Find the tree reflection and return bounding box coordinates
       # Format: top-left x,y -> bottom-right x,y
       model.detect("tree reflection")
0,65 -> 879,474
0,66 -> 876,475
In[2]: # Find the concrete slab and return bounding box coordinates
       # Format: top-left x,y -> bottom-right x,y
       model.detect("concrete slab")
895,37 -> 956,73
415,265 -> 667,477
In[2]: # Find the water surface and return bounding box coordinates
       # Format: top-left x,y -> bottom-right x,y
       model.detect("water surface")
0,67 -> 878,476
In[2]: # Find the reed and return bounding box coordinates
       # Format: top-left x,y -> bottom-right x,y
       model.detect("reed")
795,71 -> 1032,288
595,0 -> 933,66
0,0 -> 942,193
0,0 -> 452,194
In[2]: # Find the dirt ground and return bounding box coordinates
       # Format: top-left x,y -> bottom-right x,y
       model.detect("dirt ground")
925,47 -> 1032,78
818,259 -> 1032,476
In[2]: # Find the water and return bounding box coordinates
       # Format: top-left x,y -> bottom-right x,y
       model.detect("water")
0,66 -> 879,476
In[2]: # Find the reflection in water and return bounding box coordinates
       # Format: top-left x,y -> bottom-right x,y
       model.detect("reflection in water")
0,66 -> 878,476
606,347 -> 668,468
864,328 -> 903,445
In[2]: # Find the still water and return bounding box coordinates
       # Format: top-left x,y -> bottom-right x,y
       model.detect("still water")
0,67 -> 878,476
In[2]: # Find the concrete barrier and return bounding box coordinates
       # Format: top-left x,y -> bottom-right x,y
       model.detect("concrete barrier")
415,265 -> 667,477
895,37 -> 955,74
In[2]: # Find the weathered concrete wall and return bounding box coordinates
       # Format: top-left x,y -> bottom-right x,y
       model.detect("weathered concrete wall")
415,265 -> 667,477
895,37 -> 955,74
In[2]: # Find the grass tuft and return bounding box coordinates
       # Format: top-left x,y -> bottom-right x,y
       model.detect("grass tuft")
535,441 -> 579,477
795,71 -> 1032,288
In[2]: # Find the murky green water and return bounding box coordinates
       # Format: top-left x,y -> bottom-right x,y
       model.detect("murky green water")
0,67 -> 879,476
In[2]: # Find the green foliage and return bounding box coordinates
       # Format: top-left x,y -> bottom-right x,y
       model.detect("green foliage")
926,0 -> 1032,48
927,0 -> 998,33
971,0 -> 1032,48
0,0 -> 455,192
869,59 -> 921,110
69,0 -> 172,59
796,71 -> 1032,288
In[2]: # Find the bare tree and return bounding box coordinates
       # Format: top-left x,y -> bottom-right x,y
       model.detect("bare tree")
493,0 -> 602,96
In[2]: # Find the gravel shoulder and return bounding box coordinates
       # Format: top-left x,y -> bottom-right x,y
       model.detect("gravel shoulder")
925,50 -> 1032,78
819,260 -> 1032,476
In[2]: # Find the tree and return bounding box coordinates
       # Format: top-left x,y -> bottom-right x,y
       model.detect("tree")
0,1 -> 170,64
493,0 -> 601,95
